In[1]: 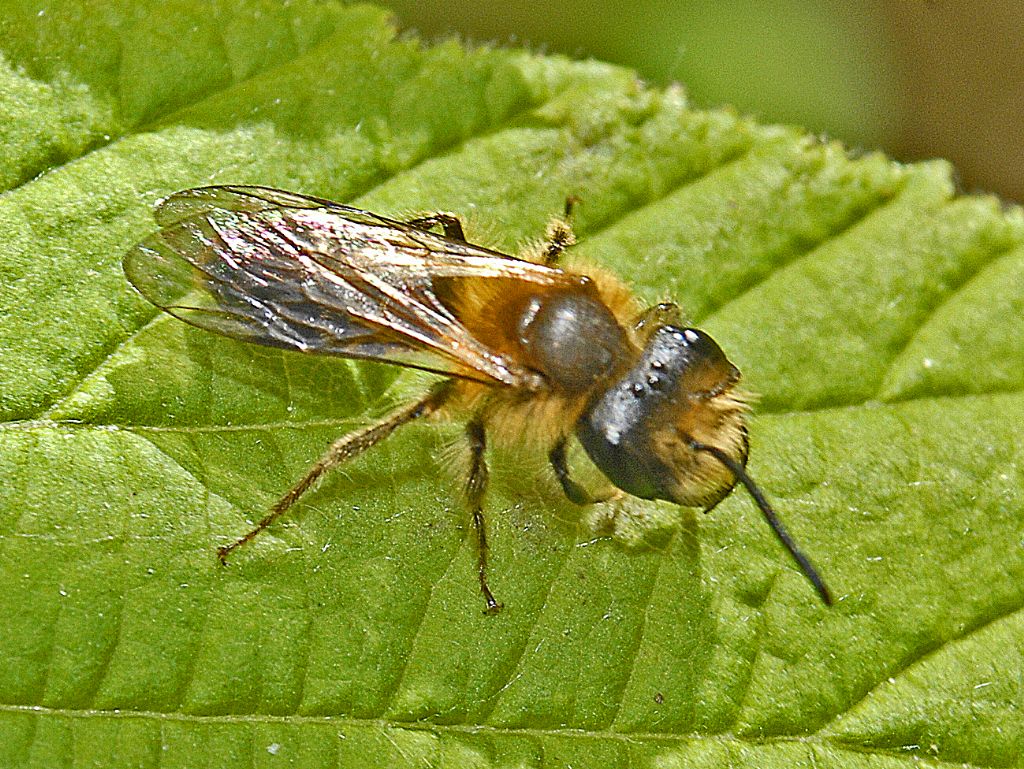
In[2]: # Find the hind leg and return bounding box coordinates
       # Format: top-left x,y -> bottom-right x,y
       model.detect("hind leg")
404,212 -> 467,242
218,384 -> 451,563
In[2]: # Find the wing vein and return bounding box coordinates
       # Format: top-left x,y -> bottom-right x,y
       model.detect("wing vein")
124,187 -> 563,388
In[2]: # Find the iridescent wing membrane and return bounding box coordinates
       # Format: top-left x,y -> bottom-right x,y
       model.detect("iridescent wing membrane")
124,186 -> 570,387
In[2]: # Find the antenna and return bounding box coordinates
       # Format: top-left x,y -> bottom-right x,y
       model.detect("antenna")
690,440 -> 834,606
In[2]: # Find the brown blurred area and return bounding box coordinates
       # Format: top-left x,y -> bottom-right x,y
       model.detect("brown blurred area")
883,1 -> 1024,201
381,0 -> 1024,203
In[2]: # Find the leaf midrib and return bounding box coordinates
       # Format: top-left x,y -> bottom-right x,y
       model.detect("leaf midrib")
0,701 -> 1009,767
0,701 -> 914,751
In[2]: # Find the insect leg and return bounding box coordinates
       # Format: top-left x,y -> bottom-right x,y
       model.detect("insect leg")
217,383 -> 452,563
466,417 -> 503,614
633,302 -> 682,336
549,438 -> 599,505
541,207 -> 577,265
403,213 -> 467,242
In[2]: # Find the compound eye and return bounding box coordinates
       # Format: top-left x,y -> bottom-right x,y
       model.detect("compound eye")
680,327 -> 724,360
672,328 -> 739,396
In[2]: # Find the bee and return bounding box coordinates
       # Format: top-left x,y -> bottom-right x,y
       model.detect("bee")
124,185 -> 833,612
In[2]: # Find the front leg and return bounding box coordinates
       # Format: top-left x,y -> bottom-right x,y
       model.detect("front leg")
466,418 -> 502,614
549,437 -> 604,505
632,302 -> 682,338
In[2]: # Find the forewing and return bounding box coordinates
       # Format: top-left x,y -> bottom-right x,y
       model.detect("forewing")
124,186 -> 569,386
152,185 -> 356,227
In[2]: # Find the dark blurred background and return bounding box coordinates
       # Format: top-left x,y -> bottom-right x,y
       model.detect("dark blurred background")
379,0 -> 1024,202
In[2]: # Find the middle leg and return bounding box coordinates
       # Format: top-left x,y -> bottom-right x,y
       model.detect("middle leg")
465,418 -> 502,614
541,197 -> 579,265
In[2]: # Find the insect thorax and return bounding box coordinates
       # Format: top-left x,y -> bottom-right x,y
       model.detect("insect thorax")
515,286 -> 632,394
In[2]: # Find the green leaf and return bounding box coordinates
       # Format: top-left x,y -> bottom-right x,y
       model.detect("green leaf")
2,2 -> 1023,767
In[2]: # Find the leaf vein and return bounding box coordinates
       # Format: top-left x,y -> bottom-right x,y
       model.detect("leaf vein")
5,700 -> 1003,764
0,24 -> 364,204
876,239 -> 1024,401
607,548 -> 666,729
700,170 -> 904,324
473,531 -> 578,724
379,518 -> 469,717
816,596 -> 1024,734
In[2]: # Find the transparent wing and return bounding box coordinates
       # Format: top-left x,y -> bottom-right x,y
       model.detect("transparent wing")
124,186 -> 571,386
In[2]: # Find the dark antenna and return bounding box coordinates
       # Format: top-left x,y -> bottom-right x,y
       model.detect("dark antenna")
690,440 -> 834,606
